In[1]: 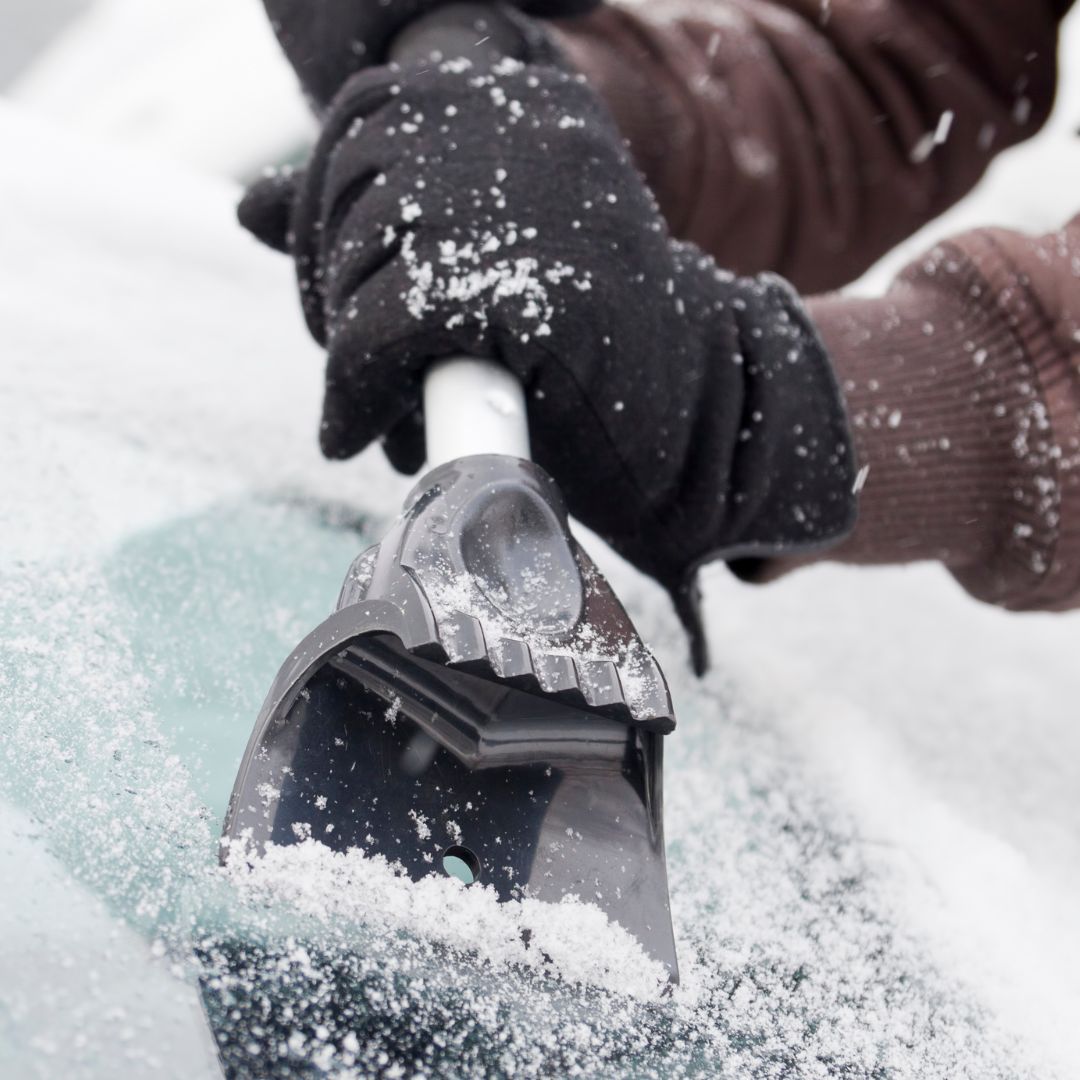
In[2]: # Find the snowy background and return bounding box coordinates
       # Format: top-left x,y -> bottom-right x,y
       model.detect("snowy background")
2,2 -> 1080,1078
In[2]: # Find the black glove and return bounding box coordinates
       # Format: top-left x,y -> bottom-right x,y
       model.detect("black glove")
239,61 -> 856,672
263,0 -> 593,110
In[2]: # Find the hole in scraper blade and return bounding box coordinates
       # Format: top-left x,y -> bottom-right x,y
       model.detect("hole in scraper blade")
442,845 -> 481,885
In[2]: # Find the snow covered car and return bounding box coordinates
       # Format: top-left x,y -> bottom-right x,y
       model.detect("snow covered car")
3,4 -> 1080,1078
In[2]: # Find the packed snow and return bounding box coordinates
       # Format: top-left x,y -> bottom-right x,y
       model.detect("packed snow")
222,838 -> 671,1000
3,4 -> 1080,1078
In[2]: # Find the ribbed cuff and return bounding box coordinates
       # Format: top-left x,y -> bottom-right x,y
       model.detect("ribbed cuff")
752,238 -> 1080,610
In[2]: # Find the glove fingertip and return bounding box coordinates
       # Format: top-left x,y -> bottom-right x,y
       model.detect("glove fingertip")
237,172 -> 298,253
382,413 -> 426,475
319,414 -> 363,460
319,391 -> 362,459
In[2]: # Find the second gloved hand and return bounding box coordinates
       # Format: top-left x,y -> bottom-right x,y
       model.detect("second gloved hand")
240,60 -> 856,670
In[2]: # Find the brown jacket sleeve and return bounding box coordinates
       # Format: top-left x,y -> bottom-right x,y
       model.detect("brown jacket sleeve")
552,0 -> 1067,292
757,216 -> 1080,612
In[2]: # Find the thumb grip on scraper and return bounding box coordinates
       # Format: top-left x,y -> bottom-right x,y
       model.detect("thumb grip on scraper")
389,3 -> 535,470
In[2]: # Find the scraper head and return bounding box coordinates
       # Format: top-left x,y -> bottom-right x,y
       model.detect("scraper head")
222,455 -> 678,981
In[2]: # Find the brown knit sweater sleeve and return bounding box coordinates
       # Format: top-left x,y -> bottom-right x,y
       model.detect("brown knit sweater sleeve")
770,216 -> 1080,611
551,0 -> 1067,293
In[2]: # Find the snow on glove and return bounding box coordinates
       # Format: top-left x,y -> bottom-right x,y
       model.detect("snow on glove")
238,61 -> 856,672
262,0 -> 589,110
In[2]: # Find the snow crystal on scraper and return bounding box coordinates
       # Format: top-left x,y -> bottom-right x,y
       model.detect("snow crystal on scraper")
222,837 -> 671,1001
421,563 -> 661,715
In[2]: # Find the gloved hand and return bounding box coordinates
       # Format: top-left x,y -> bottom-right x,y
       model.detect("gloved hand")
239,61 -> 856,671
263,0 -> 594,110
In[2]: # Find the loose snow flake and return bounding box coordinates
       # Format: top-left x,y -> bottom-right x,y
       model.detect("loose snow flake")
396,226 -> 584,333
408,810 -> 431,841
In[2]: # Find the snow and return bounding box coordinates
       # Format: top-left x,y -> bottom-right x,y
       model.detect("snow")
0,0 -> 88,86
418,554 -> 663,717
7,0 -> 315,178
399,226 -> 585,340
0,800 -> 221,1079
687,560 -> 1080,1075
2,6 -> 1080,1078
223,838 -> 670,1001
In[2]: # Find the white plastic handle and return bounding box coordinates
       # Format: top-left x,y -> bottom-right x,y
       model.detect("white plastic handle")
423,358 -> 531,467
392,10 -> 533,470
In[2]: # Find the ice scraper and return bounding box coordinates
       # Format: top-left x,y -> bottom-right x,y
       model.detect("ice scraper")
220,3 -> 680,983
